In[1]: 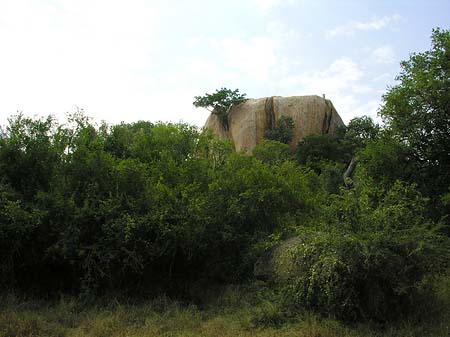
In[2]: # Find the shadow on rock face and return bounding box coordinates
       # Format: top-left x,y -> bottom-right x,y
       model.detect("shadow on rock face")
204,95 -> 345,154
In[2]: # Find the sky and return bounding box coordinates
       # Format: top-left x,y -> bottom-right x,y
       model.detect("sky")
0,0 -> 449,128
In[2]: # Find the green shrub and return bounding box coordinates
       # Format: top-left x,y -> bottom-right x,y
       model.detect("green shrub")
265,116 -> 295,144
252,140 -> 291,165
296,134 -> 350,166
275,182 -> 450,321
277,227 -> 448,321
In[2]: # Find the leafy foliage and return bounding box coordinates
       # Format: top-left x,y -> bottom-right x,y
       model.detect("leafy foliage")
0,113 -> 319,294
277,182 -> 449,321
345,116 -> 379,145
265,116 -> 295,144
296,134 -> 350,167
355,134 -> 413,189
253,140 -> 291,165
193,88 -> 247,130
380,28 -> 450,195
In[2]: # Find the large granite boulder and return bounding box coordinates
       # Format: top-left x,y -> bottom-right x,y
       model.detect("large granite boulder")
204,95 -> 345,153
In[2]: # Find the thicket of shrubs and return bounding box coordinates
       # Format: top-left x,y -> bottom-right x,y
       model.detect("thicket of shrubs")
0,111 -> 448,321
0,114 -> 323,294
274,181 -> 449,321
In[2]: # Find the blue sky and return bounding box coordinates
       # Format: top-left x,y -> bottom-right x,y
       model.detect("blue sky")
0,0 -> 448,127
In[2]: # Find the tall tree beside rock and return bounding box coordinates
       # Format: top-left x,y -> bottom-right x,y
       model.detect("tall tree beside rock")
380,28 -> 450,196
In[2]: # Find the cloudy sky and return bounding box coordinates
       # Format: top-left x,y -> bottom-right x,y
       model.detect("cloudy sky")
0,0 -> 448,127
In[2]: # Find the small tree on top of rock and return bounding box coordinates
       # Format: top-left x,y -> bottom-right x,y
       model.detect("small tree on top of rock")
193,87 -> 247,130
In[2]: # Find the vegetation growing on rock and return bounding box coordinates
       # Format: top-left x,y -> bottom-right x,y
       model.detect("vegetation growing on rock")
264,116 -> 295,144
193,87 -> 247,130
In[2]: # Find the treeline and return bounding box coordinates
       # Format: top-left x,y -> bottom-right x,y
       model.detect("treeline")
0,114 -> 330,293
0,28 -> 449,322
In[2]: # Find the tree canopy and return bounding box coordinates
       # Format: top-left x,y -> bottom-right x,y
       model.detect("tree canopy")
380,28 -> 450,195
193,87 -> 247,130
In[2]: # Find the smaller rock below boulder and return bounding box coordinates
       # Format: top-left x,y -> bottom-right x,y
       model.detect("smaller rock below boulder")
254,237 -> 305,282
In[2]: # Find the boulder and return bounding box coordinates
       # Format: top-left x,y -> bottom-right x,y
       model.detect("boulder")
254,237 -> 304,282
204,95 -> 345,153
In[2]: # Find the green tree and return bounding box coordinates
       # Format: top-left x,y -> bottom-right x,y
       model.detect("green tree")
193,88 -> 247,130
0,114 -> 62,200
253,140 -> 291,165
344,116 -> 380,151
355,134 -> 413,189
380,28 -> 450,195
296,134 -> 350,167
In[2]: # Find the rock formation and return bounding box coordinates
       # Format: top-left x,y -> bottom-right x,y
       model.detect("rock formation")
204,95 -> 345,153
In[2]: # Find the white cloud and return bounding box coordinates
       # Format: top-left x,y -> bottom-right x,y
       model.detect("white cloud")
372,73 -> 393,82
251,0 -> 282,11
250,0 -> 296,12
276,58 -> 381,123
281,58 -> 363,94
0,0 -> 161,124
326,15 -> 403,38
266,20 -> 295,38
211,37 -> 281,82
372,45 -> 396,64
0,0 -> 402,129
348,100 -> 381,122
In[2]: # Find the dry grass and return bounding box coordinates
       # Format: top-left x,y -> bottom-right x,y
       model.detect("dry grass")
1,281 -> 449,337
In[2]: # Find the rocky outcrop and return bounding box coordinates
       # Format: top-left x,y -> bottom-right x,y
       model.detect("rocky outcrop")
204,95 -> 345,153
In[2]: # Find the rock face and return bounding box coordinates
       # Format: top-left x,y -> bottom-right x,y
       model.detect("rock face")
204,95 -> 345,153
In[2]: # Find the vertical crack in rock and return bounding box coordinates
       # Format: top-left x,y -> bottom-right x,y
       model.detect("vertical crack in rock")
204,95 -> 345,153
322,99 -> 334,134
265,96 -> 275,131
223,104 -> 233,131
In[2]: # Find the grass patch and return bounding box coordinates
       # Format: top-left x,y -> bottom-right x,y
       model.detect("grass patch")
1,279 -> 449,337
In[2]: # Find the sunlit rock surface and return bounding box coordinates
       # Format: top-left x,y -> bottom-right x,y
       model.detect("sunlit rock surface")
204,95 -> 345,153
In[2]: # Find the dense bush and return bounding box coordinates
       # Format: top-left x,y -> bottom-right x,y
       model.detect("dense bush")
0,113 -> 320,294
252,140 -> 291,165
296,134 -> 350,168
275,182 -> 450,321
